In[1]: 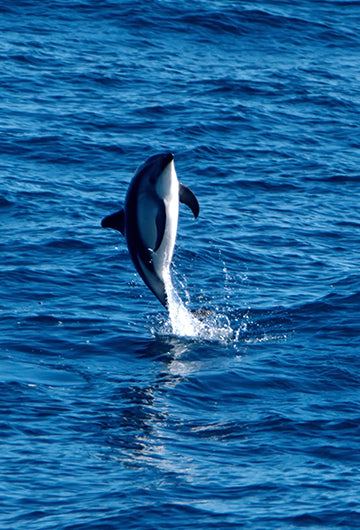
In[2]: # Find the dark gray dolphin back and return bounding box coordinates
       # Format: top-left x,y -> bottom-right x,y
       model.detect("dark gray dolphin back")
112,154 -> 173,307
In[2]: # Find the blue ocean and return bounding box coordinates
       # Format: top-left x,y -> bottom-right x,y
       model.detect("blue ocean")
1,1 -> 360,528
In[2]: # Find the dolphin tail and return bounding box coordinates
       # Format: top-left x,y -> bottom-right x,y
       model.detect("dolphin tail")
150,276 -> 168,309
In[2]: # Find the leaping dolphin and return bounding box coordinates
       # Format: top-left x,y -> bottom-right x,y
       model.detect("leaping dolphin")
101,152 -> 199,308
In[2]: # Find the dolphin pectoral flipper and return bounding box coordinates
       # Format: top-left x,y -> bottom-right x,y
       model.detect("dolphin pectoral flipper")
101,209 -> 125,235
179,183 -> 200,219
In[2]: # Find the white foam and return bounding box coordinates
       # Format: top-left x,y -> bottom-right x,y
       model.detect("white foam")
162,269 -> 234,342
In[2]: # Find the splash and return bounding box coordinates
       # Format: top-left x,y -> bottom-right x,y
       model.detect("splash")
159,269 -> 234,342
149,257 -> 290,345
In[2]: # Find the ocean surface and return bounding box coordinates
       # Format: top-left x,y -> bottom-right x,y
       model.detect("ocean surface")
1,1 -> 360,528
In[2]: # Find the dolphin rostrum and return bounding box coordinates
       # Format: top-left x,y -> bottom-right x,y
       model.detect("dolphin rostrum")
101,152 -> 199,308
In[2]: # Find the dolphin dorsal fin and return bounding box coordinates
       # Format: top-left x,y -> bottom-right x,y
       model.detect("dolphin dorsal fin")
101,209 -> 125,235
179,183 -> 199,219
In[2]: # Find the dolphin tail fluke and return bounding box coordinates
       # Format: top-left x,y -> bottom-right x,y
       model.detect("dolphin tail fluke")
179,183 -> 200,218
101,209 -> 125,235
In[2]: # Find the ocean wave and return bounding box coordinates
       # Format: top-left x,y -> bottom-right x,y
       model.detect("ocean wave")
0,196 -> 14,208
2,0 -> 360,528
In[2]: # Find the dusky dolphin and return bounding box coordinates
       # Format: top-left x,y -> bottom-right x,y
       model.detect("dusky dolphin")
101,152 -> 199,308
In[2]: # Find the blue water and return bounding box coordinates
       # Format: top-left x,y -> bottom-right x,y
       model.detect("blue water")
1,1 -> 360,528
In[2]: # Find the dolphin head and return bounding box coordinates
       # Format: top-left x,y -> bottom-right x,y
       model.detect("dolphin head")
137,152 -> 174,178
134,152 -> 176,200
